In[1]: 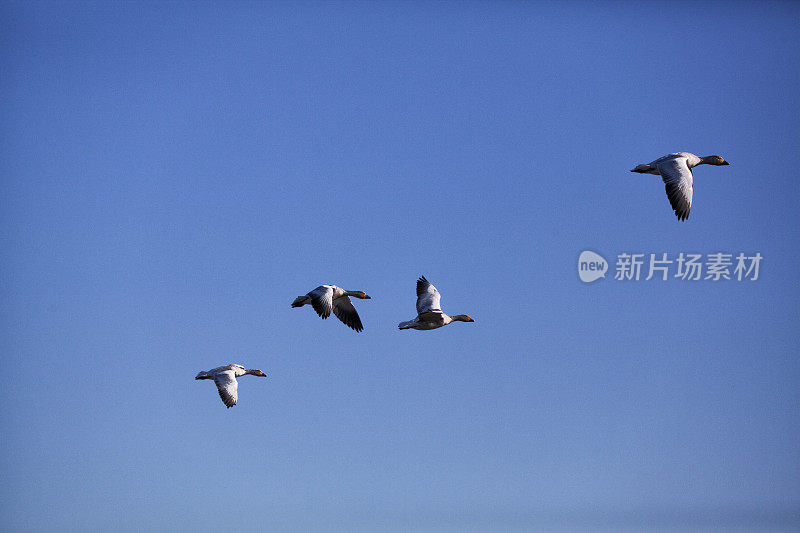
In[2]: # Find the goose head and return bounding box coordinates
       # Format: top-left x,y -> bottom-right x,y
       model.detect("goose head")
350,291 -> 371,300
702,155 -> 730,166
246,369 -> 268,377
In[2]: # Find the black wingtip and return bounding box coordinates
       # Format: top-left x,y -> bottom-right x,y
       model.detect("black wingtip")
349,318 -> 364,332
674,210 -> 689,221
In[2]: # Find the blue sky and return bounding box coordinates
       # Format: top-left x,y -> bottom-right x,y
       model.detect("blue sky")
1,1 -> 799,531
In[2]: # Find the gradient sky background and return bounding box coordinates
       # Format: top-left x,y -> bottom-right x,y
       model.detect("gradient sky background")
2,1 -> 799,531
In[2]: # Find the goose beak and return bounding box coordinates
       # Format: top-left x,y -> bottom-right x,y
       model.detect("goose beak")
722,161 -> 730,165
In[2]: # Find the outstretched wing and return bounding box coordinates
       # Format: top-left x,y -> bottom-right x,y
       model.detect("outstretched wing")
416,276 -> 442,314
214,370 -> 239,408
332,296 -> 364,332
309,285 -> 334,319
657,157 -> 694,221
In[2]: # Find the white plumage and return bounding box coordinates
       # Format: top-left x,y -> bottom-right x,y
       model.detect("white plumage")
631,152 -> 729,220
195,364 -> 267,408
292,285 -> 371,332
398,276 -> 474,331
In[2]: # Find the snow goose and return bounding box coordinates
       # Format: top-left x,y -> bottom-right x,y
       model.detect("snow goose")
195,364 -> 267,408
631,152 -> 729,220
398,276 -> 474,331
292,285 -> 371,332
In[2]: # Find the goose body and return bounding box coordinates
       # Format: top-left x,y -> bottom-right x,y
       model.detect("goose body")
631,152 -> 729,220
195,364 -> 267,408
398,276 -> 474,331
292,285 -> 371,332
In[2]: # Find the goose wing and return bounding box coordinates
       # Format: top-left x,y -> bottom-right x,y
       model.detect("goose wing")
657,157 -> 693,220
332,296 -> 364,332
214,370 -> 239,408
308,286 -> 334,319
416,276 -> 442,314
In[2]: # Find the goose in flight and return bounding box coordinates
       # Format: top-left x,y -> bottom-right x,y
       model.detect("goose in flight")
292,285 -> 371,332
195,364 -> 267,408
398,276 -> 474,331
631,152 -> 729,220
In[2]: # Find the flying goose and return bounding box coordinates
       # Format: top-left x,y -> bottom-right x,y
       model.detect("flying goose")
195,364 -> 267,408
292,285 -> 371,332
398,276 -> 474,331
631,152 -> 729,220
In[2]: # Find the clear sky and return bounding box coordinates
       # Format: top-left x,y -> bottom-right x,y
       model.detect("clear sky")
1,1 -> 799,531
